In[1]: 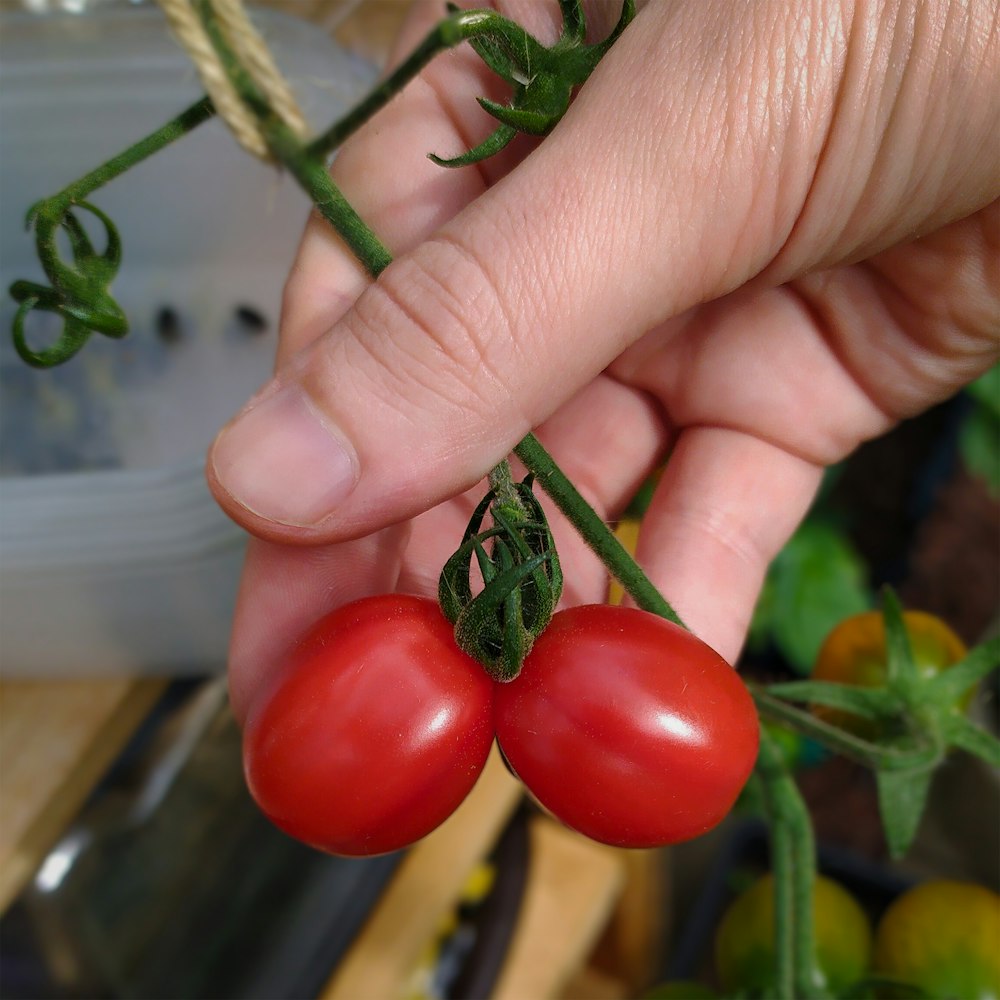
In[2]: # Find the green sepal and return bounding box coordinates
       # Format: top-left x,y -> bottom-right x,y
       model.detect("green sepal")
477,96 -> 561,134
467,27 -> 544,85
915,634 -> 999,707
880,587 -> 918,692
493,485 -> 563,618
943,713 -> 1000,767
428,125 -> 517,168
876,764 -> 934,858
430,0 -> 635,167
439,471 -> 562,680
557,0 -> 586,43
752,684 -> 940,773
764,679 -> 896,720
438,490 -> 500,622
453,551 -> 551,681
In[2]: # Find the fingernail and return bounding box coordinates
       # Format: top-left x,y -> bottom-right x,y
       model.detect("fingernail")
211,384 -> 357,526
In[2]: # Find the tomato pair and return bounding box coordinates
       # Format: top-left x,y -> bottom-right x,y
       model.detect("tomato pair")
243,595 -> 759,857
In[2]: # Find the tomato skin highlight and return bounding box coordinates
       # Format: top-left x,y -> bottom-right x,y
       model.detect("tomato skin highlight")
243,595 -> 495,857
493,605 -> 759,848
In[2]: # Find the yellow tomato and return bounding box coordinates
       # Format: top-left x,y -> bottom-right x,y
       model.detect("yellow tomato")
874,880 -> 1000,1000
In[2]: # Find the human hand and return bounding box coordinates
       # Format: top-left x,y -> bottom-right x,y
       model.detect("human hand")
207,0 -> 999,720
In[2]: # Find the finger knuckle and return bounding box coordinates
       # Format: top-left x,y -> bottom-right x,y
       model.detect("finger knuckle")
350,231 -> 521,422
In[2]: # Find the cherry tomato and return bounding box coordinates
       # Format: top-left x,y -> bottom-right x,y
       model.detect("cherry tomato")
243,595 -> 495,857
493,605 -> 759,848
714,873 -> 872,996
812,610 -> 969,735
874,879 -> 1000,1000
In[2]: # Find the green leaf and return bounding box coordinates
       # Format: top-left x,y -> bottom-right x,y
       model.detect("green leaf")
876,766 -> 934,858
943,713 -> 1000,767
760,520 -> 871,674
959,397 -> 1000,492
965,362 -> 1000,417
765,680 -> 896,719
747,571 -> 778,654
622,469 -> 660,519
959,364 -> 1000,493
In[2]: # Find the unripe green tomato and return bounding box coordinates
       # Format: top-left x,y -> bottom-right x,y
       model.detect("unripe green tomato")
714,873 -> 872,995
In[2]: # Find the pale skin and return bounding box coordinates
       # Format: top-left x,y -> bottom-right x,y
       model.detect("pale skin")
207,0 -> 1000,722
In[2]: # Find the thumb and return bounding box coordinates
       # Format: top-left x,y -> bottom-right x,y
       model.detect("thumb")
206,0 -> 994,544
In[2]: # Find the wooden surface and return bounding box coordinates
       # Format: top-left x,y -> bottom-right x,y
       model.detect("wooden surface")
492,818 -> 626,1000
590,848 -> 670,993
320,747 -> 523,1000
0,677 -> 167,913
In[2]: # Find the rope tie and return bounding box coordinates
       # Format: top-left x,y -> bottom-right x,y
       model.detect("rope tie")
156,0 -> 309,160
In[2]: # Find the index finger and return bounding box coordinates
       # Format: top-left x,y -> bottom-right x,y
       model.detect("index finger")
276,0 -> 566,364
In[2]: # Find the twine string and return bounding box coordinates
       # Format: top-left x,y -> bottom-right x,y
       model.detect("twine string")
156,0 -> 309,159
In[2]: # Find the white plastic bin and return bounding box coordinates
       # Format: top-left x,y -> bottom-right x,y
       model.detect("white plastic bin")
0,4 -> 375,675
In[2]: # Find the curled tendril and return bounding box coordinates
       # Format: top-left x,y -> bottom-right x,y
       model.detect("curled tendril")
439,474 -> 563,681
9,199 -> 127,368
430,0 -> 636,167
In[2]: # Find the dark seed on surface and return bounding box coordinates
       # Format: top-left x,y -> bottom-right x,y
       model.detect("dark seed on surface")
234,304 -> 269,334
155,306 -> 182,343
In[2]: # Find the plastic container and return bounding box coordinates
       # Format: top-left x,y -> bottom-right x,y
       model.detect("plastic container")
0,4 -> 376,674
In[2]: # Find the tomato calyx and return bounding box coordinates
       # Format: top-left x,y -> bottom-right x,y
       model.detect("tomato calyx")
438,469 -> 562,682
753,588 -> 1000,857
427,0 -> 636,168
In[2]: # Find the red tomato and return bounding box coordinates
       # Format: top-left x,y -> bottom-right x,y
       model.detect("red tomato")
243,595 -> 495,856
494,605 -> 759,847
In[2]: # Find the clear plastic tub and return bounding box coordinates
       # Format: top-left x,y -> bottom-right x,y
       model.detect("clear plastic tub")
0,4 -> 375,675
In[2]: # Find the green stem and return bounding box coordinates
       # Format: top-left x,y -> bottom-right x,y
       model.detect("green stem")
195,0 -> 392,274
488,459 -> 529,520
47,98 -> 215,210
515,434 -> 685,626
752,685 -> 942,772
271,125 -> 394,275
756,728 -> 823,999
307,9 -> 508,161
